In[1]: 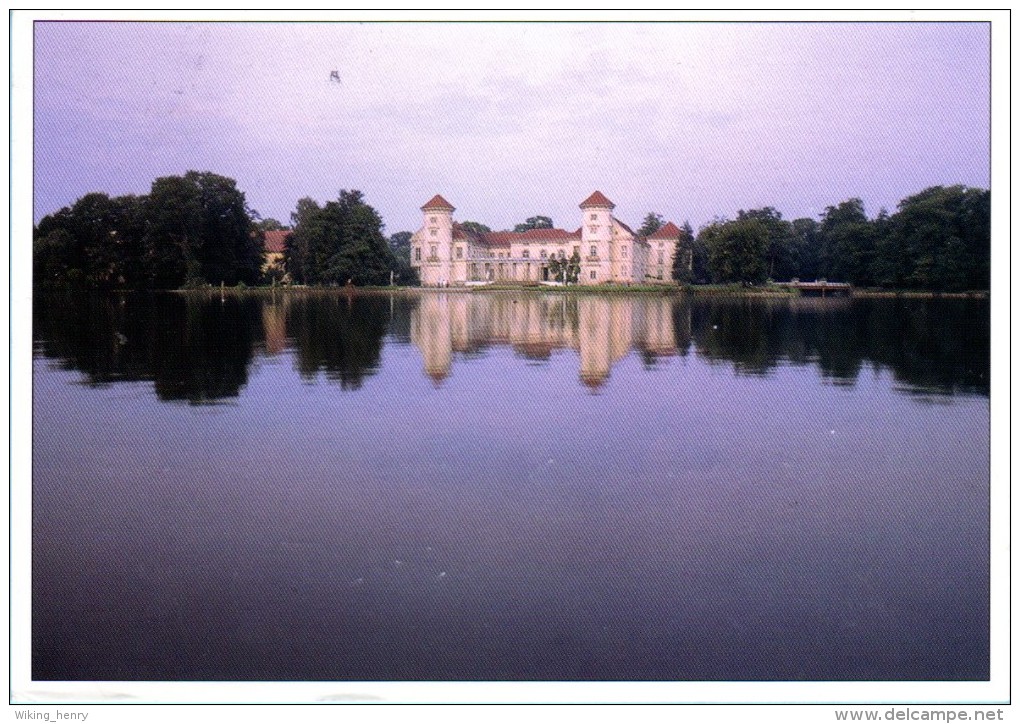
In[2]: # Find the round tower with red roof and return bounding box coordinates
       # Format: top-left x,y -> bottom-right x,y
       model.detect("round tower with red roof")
418,194 -> 456,287
580,191 -> 615,284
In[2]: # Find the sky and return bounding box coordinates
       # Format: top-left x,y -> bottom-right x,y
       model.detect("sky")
32,20 -> 991,235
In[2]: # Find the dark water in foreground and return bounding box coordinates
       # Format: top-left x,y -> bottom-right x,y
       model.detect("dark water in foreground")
32,290 -> 989,681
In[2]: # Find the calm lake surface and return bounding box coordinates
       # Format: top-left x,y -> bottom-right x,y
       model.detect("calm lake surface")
32,290 -> 989,681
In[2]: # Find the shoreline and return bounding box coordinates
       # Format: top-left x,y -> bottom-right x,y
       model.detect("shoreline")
160,284 -> 989,300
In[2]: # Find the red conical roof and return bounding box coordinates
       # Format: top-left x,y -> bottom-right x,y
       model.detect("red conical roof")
421,194 -> 455,212
647,221 -> 684,240
579,190 -> 615,209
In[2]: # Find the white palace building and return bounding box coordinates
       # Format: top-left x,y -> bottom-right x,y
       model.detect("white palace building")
410,191 -> 685,287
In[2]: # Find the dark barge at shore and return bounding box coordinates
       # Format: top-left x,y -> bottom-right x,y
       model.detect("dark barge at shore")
774,280 -> 853,297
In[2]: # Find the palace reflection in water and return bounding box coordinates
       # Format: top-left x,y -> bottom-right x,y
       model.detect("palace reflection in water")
32,290 -> 989,401
409,293 -> 685,388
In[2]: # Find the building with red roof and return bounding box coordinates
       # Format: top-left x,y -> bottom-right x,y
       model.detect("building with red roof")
420,194 -> 456,212
646,221 -> 687,281
263,229 -> 290,255
262,229 -> 291,278
410,191 -> 685,287
579,190 -> 616,209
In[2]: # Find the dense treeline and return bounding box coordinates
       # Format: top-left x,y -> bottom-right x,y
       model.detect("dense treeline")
35,177 -> 989,292
33,175 -> 402,290
680,185 -> 990,291
34,171 -> 265,289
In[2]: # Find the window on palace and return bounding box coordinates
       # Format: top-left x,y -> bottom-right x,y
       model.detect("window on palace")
523,250 -> 530,259
430,229 -> 437,236
590,214 -> 597,221
456,247 -> 463,259
559,250 -> 565,259
430,216 -> 436,224
658,251 -> 664,264
540,250 -> 547,259
622,246 -> 628,258
573,246 -> 580,257
590,270 -> 597,280
414,247 -> 421,261
589,225 -> 597,234
430,245 -> 437,257
590,245 -> 597,257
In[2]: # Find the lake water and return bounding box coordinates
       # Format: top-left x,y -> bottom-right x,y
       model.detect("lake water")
32,290 -> 989,681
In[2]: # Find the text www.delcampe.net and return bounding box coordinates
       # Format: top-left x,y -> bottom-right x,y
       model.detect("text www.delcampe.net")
835,708 -> 1005,721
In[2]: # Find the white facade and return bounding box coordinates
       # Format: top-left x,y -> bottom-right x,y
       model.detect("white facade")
411,192 -> 680,287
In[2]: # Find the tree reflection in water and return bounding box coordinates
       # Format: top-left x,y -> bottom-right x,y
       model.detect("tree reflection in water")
33,290 -> 989,402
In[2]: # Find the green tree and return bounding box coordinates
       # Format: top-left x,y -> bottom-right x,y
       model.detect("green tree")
388,231 -> 419,286
389,231 -> 413,258
672,220 -> 695,283
287,190 -> 395,286
688,221 -> 711,284
883,186 -> 989,291
513,216 -> 553,232
33,228 -> 79,287
143,175 -> 204,287
702,217 -> 769,285
103,194 -> 147,289
192,172 -> 263,286
68,193 -> 124,287
547,254 -> 562,282
638,212 -> 664,238
459,221 -> 491,234
33,192 -> 147,289
789,218 -> 821,280
737,207 -> 797,281
817,198 -> 876,285
870,208 -> 903,288
256,217 -> 286,232
142,172 -> 262,288
566,251 -> 581,284
959,188 -> 991,290
286,197 -> 322,284
547,251 -> 581,284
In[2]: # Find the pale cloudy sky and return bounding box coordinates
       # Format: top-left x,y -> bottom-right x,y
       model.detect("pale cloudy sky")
33,20 -> 990,234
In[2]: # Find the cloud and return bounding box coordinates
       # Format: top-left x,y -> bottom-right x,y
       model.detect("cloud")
33,21 -> 990,234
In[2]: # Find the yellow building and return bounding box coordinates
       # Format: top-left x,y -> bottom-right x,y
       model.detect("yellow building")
262,229 -> 290,279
